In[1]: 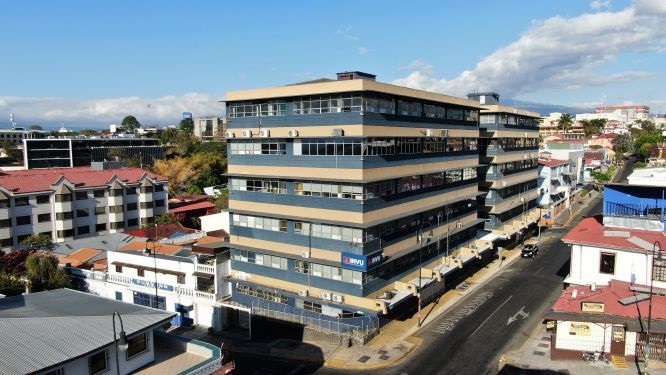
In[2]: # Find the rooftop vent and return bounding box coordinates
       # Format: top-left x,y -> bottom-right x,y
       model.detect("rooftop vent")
336,71 -> 376,81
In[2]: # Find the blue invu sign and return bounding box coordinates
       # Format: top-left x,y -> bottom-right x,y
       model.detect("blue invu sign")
132,278 -> 174,292
341,252 -> 383,272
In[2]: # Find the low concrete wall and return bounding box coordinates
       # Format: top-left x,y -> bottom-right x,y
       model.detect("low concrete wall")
155,331 -> 222,375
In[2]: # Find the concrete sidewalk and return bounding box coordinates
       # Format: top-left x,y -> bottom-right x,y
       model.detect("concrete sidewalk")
500,323 -> 666,374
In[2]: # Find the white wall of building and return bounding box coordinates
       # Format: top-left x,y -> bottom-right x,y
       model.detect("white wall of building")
200,211 -> 230,234
57,331 -> 155,375
567,244 -> 666,289
555,321 -> 619,352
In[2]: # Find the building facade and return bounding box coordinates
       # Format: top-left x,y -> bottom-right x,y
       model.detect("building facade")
537,158 -> 572,220
225,72 -> 487,333
546,183 -> 666,362
194,117 -> 225,141
469,92 -> 541,242
0,164 -> 168,251
23,137 -> 164,169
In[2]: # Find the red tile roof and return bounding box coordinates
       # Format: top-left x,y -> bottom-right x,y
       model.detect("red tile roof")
552,280 -> 666,321
596,133 -> 618,139
0,167 -> 165,194
563,215 -> 666,253
169,201 -> 216,214
538,158 -> 569,167
123,222 -> 196,241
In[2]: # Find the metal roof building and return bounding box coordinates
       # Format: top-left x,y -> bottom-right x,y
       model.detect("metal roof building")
0,288 -> 174,375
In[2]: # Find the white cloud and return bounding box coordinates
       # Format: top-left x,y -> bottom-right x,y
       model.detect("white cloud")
0,93 -> 223,127
393,0 -> 666,103
357,46 -> 368,55
591,0 -> 611,11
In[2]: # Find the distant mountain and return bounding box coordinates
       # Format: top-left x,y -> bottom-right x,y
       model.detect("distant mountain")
502,98 -> 593,117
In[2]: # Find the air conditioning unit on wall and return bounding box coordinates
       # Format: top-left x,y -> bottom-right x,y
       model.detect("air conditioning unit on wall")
457,222 -> 464,229
298,289 -> 308,297
259,129 -> 270,137
321,292 -> 332,300
287,129 -> 299,137
224,131 -> 235,138
332,294 -> 344,303
241,129 -> 252,138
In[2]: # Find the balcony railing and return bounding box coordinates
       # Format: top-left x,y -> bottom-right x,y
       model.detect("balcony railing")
68,268 -> 218,303
195,264 -> 215,274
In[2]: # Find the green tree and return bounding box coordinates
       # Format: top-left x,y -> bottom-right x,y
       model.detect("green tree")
119,115 -> 141,133
211,188 -> 228,211
0,272 -> 25,296
20,234 -> 52,249
612,133 -> 634,157
174,132 -> 200,158
159,128 -> 180,146
1,250 -> 35,275
79,129 -> 99,137
180,118 -> 194,133
582,118 -> 606,137
592,171 -> 613,183
635,119 -> 657,132
25,254 -> 71,293
635,132 -> 664,162
558,113 -> 574,133
29,124 -> 43,130
152,213 -> 181,227
106,147 -> 124,161
1,141 -> 21,159
186,152 -> 227,194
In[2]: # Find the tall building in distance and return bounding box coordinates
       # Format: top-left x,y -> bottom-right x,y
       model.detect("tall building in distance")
22,138 -> 164,169
468,92 -> 542,242
193,117 -> 225,142
225,71 -> 488,334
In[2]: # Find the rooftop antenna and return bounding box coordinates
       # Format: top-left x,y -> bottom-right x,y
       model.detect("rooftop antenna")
10,113 -> 16,130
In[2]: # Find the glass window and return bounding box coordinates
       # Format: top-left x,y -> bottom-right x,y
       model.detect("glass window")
599,252 -> 616,274
95,206 -> 106,214
96,223 -> 107,232
38,213 -> 51,223
88,350 -> 108,375
126,333 -> 148,359
14,197 -> 29,206
16,216 -> 31,226
94,190 -> 106,198
36,194 -> 50,204
55,193 -> 72,202
76,192 -> 88,200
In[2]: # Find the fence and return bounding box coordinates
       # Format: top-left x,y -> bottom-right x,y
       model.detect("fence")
251,302 -> 379,344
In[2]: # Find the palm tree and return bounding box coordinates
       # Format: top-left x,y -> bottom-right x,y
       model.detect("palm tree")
558,113 -> 574,134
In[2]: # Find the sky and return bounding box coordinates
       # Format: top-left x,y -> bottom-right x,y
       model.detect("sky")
1,0 -> 665,129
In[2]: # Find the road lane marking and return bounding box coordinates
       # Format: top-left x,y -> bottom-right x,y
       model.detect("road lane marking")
430,292 -> 494,335
470,295 -> 513,337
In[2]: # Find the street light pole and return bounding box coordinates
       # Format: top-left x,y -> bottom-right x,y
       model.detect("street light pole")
112,312 -> 128,375
417,221 -> 433,328
645,240 -> 662,375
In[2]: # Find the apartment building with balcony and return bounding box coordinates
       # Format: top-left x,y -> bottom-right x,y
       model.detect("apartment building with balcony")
68,237 -> 231,330
468,92 -> 541,242
193,117 -> 225,142
538,158 -> 572,219
0,163 -> 168,251
224,71 -> 489,334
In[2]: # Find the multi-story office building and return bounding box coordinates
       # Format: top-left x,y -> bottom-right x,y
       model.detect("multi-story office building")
0,127 -> 48,144
225,71 -> 487,334
23,137 -> 164,169
469,92 -> 541,242
0,163 -> 168,251
194,117 -> 225,142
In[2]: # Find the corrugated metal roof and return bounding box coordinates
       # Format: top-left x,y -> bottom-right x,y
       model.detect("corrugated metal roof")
0,289 -> 174,375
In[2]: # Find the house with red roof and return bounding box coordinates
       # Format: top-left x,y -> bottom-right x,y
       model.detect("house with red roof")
546,183 -> 666,362
0,163 -> 168,252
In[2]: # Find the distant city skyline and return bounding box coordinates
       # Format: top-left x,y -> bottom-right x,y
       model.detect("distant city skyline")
1,0 -> 665,129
